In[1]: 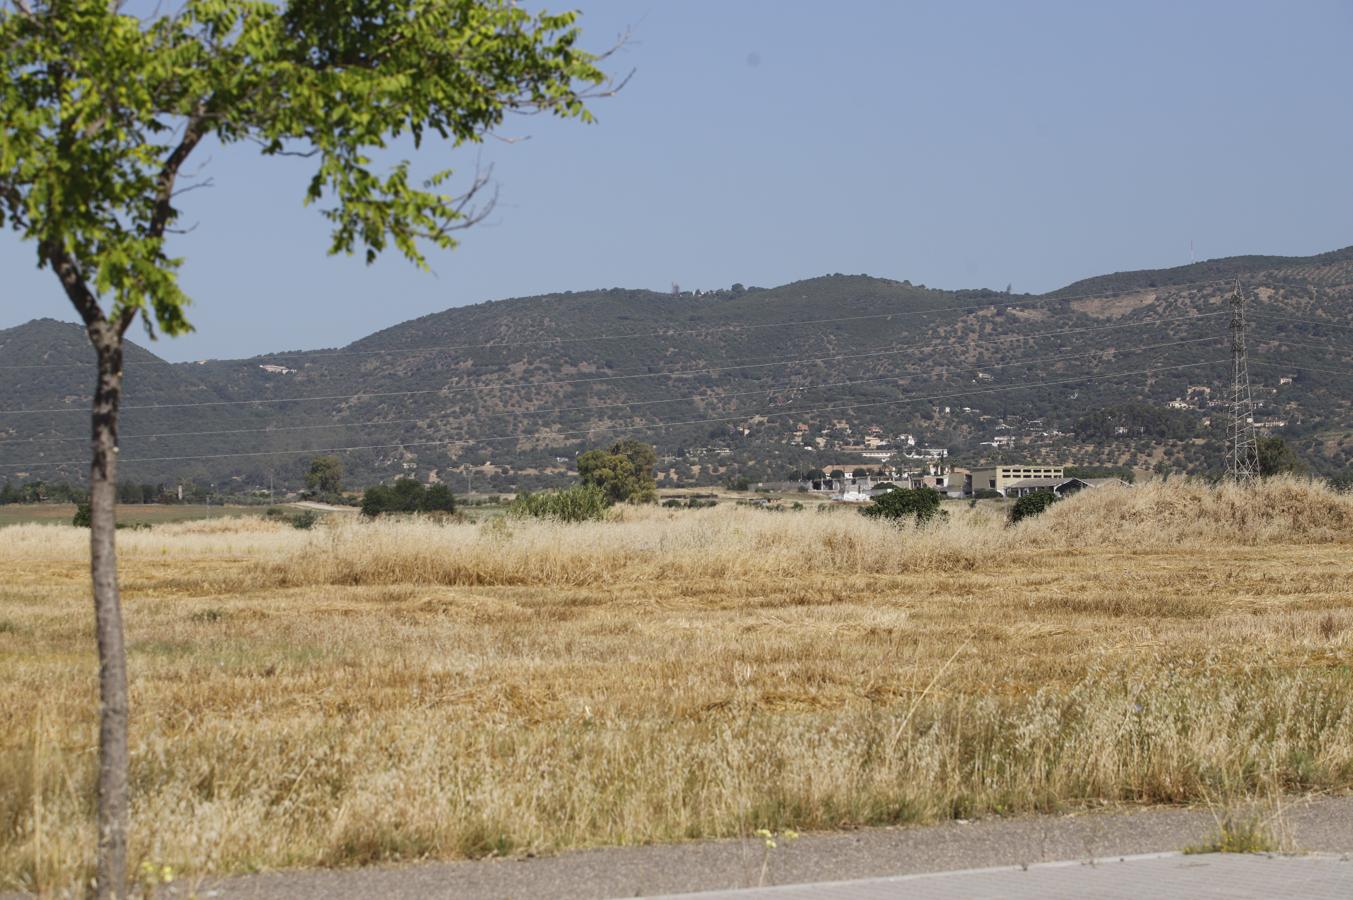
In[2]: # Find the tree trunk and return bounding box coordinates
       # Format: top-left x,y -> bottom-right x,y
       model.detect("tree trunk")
88,321 -> 129,899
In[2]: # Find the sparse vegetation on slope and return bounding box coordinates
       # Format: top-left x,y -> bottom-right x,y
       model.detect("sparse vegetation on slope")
6,246 -> 1353,491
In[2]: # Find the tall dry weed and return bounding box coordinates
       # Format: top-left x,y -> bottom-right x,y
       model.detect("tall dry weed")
1021,476 -> 1353,548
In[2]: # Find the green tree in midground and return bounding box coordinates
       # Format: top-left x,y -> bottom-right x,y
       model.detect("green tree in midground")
1010,491 -> 1059,524
1256,436 -> 1307,477
305,456 -> 344,495
577,439 -> 658,503
362,478 -> 457,517
861,486 -> 943,524
0,3 -> 608,894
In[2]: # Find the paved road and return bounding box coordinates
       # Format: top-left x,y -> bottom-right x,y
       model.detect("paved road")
655,853 -> 1353,899
168,795 -> 1353,900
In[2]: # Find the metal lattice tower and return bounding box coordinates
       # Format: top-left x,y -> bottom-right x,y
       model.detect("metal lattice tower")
1227,281 -> 1259,482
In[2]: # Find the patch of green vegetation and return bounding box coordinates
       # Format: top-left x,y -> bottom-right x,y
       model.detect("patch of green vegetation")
1010,491 -> 1060,524
1184,814 -> 1279,855
509,484 -> 609,522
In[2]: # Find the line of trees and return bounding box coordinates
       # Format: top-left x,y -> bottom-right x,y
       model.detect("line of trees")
1,479 -> 86,504
360,478 -> 457,517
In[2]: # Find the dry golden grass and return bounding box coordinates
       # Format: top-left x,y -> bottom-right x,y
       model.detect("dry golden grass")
3,477 -> 1353,893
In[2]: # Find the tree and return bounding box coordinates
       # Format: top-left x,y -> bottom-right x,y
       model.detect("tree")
423,483 -> 456,513
0,3 -> 607,894
860,486 -> 943,524
305,455 -> 344,495
359,476 -> 454,511
1010,491 -> 1059,524
360,478 -> 456,516
577,439 -> 657,503
1256,436 -> 1306,478
360,484 -> 396,518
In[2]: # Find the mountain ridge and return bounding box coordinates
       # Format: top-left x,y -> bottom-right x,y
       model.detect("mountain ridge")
4,244 -> 1353,492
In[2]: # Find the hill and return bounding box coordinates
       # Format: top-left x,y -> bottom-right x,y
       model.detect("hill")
4,246 -> 1353,493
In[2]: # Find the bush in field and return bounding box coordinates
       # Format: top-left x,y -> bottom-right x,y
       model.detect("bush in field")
972,488 -> 1003,500
578,439 -> 658,503
1010,491 -> 1059,524
861,487 -> 943,524
73,502 -> 92,528
423,484 -> 457,513
509,484 -> 609,523
361,479 -> 457,517
291,510 -> 319,530
662,497 -> 717,510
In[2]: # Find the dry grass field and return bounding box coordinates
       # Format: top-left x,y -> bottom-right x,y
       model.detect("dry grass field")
3,478 -> 1353,894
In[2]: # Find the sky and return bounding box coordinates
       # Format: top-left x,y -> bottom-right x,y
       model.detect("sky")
2,0 -> 1351,361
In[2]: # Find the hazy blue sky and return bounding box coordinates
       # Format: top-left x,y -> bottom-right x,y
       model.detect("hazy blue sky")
3,0 -> 1351,361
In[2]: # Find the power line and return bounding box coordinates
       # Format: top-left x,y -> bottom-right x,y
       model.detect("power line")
1251,359 -> 1353,378
0,359 -> 1224,470
0,335 -> 1220,446
1248,312 -> 1353,333
0,278 -> 1237,371
0,311 -> 1228,416
1249,335 -> 1353,355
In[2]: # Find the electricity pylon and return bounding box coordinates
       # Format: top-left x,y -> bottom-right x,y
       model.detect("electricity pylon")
1227,280 -> 1259,482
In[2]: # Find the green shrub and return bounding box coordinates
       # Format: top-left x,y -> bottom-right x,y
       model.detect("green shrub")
1009,491 -> 1060,524
361,479 -> 457,517
860,487 -> 943,525
508,484 -> 609,523
72,502 -> 91,528
972,488 -> 1003,500
291,510 -> 319,530
663,497 -> 718,510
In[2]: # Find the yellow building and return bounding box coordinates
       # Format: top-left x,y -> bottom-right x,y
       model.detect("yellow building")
964,464 -> 1065,497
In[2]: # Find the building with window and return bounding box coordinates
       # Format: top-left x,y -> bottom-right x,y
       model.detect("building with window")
964,464 -> 1065,497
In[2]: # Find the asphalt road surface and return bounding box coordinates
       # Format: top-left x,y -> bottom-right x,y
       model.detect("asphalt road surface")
157,795 -> 1353,900
655,853 -> 1353,899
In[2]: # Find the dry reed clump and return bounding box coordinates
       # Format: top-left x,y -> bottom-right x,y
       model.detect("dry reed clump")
262,506 -> 1010,589
1020,476 -> 1353,548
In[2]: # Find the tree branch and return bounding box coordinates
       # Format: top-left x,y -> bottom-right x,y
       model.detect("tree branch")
147,108 -> 207,242
39,239 -> 105,329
